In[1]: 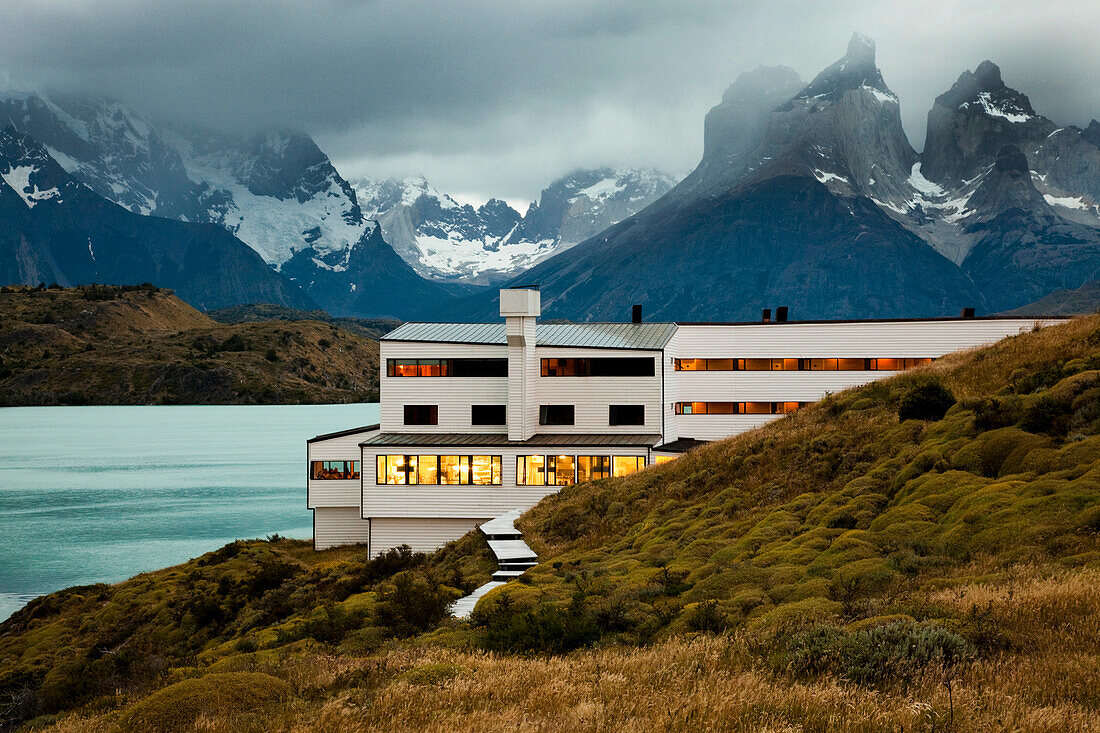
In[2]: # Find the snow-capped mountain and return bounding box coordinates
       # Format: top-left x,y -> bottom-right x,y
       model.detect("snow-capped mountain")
0,92 -> 370,267
453,33 -> 1100,321
0,125 -> 315,310
352,167 -> 675,282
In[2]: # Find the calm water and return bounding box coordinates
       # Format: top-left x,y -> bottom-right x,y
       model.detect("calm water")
0,404 -> 378,621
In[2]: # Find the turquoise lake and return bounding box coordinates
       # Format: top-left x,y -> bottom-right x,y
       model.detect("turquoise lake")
0,404 -> 379,621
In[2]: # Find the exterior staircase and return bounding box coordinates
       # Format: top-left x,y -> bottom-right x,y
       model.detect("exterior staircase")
450,508 -> 538,618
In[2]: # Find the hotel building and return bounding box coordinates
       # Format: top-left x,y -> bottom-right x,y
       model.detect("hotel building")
307,287 -> 1058,553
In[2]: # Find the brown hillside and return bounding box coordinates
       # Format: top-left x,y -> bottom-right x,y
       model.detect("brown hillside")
0,285 -> 380,404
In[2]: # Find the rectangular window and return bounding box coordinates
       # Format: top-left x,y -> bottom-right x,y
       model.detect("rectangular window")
387,358 -> 506,377
517,455 -> 546,486
674,401 -> 808,415
609,404 -> 645,426
376,454 -> 499,485
439,455 -> 466,485
404,404 -> 438,425
546,455 -> 576,486
471,404 -> 507,425
654,455 -> 676,465
541,357 -> 654,377
310,460 -> 360,480
471,455 -> 502,486
675,357 -> 935,371
539,404 -> 575,426
577,455 -> 611,482
612,456 -> 646,477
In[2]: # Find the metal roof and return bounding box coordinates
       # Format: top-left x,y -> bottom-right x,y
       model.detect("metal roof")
360,432 -> 662,447
383,322 -> 676,350
652,437 -> 710,454
307,424 -> 380,444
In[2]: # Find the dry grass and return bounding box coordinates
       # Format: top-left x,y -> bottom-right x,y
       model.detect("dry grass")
31,565 -> 1100,732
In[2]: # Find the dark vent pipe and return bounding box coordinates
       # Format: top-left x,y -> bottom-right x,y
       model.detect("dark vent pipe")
632,304 -> 642,324
776,306 -> 788,323
762,308 -> 771,323
960,307 -> 975,319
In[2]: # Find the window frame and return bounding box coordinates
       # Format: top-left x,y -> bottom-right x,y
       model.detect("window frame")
403,404 -> 439,426
310,460 -> 361,480
387,358 -> 507,377
539,404 -> 575,426
608,404 -> 646,426
471,404 -> 507,426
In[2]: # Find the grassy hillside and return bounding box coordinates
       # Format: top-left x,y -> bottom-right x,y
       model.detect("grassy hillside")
205,303 -> 401,342
0,285 -> 382,404
3,314 -> 1099,731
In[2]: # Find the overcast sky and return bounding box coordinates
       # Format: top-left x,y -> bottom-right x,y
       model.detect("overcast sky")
2,0 -> 1098,208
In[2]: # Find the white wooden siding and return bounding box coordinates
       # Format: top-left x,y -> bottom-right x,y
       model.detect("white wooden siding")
308,429 -> 376,508
370,517 -> 484,557
379,342 -> 509,433
671,319 -> 1053,358
535,347 -> 663,434
362,444 -> 650,518
673,414 -> 788,441
313,507 -> 371,550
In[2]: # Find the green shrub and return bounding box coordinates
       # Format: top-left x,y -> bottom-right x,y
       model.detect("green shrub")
398,663 -> 466,685
479,592 -> 599,654
898,381 -> 956,422
375,570 -> 456,636
685,599 -> 727,633
1020,396 -> 1071,437
120,672 -> 290,732
781,621 -> 974,686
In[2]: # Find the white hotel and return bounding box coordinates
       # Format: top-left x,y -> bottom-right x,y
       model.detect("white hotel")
307,287 -> 1056,554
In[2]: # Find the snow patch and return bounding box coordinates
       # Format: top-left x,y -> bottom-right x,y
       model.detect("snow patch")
1044,194 -> 1089,210
1,165 -> 60,208
813,170 -> 848,185
862,85 -> 897,105
961,92 -> 1032,123
577,176 -> 625,200
907,163 -> 945,197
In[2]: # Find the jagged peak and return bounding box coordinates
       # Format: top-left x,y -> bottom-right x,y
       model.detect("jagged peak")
795,33 -> 890,101
720,66 -> 803,104
935,60 -> 1036,122
1082,120 -> 1100,148
973,60 -> 1004,89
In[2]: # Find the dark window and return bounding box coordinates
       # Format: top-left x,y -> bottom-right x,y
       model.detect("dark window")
539,404 -> 575,425
387,358 -> 506,377
541,357 -> 654,377
609,404 -> 645,426
404,404 -> 438,425
471,404 -> 507,425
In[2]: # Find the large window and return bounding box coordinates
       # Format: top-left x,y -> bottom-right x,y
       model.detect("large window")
609,404 -> 645,426
539,405 -> 575,426
404,405 -> 438,425
520,454 -> 645,485
387,358 -> 507,377
577,456 -> 611,482
675,401 -> 809,415
613,456 -> 646,477
541,357 -> 655,377
376,454 -> 501,485
471,404 -> 507,425
310,460 -> 360,480
675,357 -> 933,371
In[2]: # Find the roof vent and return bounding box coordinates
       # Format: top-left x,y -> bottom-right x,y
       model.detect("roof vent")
631,304 -> 642,324
960,307 -> 975,319
762,308 -> 771,323
776,306 -> 789,323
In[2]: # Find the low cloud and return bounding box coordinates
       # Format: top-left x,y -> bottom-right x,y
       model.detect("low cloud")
2,0 -> 1097,202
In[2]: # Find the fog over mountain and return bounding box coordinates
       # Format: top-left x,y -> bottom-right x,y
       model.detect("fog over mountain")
2,1 -> 1098,205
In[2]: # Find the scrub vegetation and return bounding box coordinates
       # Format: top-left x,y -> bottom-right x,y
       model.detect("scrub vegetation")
0,285 -> 383,404
3,314 -> 1099,731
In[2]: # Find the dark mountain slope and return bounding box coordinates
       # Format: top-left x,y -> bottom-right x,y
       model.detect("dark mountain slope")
0,128 -> 315,311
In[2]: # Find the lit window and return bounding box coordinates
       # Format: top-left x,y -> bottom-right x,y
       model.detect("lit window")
612,456 -> 645,477
440,455 -> 466,485
654,455 -> 676,465
517,455 -> 546,486
387,359 -> 506,377
310,460 -> 360,480
471,455 -> 502,486
577,456 -> 611,482
547,455 -> 575,485
417,455 -> 438,484
377,455 -> 416,485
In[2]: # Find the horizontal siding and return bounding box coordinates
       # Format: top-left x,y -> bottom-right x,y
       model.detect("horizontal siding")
313,507 -> 371,550
380,342 -> 509,433
673,414 -> 786,441
308,430 -> 376,508
670,370 -> 899,402
672,319 -> 1053,358
363,444 -> 650,518
370,517 -> 484,557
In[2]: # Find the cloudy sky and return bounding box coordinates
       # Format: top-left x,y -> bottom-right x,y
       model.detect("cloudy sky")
2,0 -> 1098,208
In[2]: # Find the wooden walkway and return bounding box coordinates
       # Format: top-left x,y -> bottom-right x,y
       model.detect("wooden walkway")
450,508 -> 538,618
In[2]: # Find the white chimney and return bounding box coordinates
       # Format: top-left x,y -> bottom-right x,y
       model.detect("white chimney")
500,288 -> 540,441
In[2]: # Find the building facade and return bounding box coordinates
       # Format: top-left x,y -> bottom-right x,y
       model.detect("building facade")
307,287 -> 1059,554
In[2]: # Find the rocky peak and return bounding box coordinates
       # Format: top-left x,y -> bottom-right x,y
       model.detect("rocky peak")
795,32 -> 890,101
700,66 -> 803,168
964,144 -> 1049,222
1083,120 -> 1100,149
0,126 -> 79,209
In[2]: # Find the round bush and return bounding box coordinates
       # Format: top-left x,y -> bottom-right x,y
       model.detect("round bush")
120,672 -> 290,732
898,381 -> 956,422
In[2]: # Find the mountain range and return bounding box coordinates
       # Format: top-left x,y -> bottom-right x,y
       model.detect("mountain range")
3,34 -> 1100,321
454,33 -> 1100,321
